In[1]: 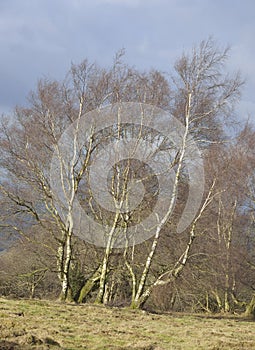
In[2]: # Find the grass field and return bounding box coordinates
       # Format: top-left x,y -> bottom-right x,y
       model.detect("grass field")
0,298 -> 254,349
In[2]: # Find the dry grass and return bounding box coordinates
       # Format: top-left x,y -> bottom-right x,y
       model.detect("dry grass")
0,297 -> 254,349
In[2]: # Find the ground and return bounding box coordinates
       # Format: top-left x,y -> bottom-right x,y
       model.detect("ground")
0,298 -> 254,349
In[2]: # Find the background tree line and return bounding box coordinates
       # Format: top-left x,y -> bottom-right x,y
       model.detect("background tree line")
0,39 -> 254,317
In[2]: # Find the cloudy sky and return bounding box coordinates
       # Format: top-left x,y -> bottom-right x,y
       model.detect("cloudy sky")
0,0 -> 255,122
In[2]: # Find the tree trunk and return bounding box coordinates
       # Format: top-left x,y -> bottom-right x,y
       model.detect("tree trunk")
130,94 -> 192,309
78,266 -> 101,303
245,294 -> 255,319
58,227 -> 73,302
212,290 -> 223,312
95,212 -> 119,304
94,248 -> 110,304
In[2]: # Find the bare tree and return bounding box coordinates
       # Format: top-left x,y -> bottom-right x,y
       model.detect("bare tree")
120,39 -> 243,308
2,40 -> 252,315
0,53 -> 171,302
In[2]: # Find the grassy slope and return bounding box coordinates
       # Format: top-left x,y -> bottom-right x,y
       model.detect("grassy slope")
0,298 -> 254,350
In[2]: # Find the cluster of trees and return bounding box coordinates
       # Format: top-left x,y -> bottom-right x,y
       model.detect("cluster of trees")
0,39 -> 254,317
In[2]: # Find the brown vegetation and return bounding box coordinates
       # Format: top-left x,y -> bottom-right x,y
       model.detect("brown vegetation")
0,298 -> 255,349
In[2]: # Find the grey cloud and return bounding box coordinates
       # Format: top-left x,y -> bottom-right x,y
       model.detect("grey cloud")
0,0 -> 255,119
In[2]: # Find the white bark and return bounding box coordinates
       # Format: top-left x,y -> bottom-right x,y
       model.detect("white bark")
134,178 -> 217,308
131,93 -> 192,308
